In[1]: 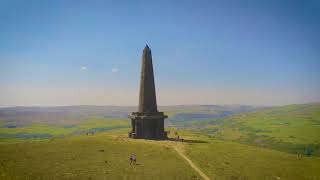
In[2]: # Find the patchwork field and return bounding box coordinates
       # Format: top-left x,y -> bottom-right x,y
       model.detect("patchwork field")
195,103 -> 320,156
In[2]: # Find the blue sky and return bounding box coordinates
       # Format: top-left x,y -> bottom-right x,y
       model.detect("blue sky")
0,0 -> 319,106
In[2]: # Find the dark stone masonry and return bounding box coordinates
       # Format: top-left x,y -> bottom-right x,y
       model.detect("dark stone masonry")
128,45 -> 167,139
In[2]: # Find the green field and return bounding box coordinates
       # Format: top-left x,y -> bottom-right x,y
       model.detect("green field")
178,131 -> 320,180
0,119 -> 129,143
0,130 -> 199,180
197,103 -> 320,156
1,129 -> 319,180
0,103 -> 320,179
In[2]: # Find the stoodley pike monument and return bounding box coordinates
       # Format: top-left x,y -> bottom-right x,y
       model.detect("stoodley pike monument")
128,45 -> 168,139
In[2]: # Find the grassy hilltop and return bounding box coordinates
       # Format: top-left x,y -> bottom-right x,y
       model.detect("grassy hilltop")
0,103 -> 320,179
0,130 -> 200,180
0,129 -> 319,180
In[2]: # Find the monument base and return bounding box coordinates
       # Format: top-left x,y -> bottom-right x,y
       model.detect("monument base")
128,131 -> 167,140
128,112 -> 167,140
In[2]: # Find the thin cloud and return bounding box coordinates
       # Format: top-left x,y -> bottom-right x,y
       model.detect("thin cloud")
81,66 -> 87,70
111,68 -> 119,73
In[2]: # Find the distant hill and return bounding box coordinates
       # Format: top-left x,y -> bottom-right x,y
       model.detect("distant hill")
0,105 -> 263,126
196,103 -> 320,156
0,106 -> 135,126
164,104 -> 262,125
0,104 -> 262,143
1,103 -> 319,156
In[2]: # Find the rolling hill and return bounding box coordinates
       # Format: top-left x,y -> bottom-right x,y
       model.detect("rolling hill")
195,103 -> 320,156
0,129 -> 319,180
0,103 -> 319,179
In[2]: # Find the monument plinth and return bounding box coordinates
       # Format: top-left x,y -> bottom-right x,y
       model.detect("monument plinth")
128,45 -> 167,139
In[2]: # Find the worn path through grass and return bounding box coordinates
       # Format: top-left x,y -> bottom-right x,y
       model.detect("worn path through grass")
111,131 -> 212,180
174,145 -> 211,180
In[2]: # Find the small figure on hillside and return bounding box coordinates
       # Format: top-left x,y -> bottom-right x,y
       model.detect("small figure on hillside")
181,138 -> 184,142
177,135 -> 180,141
87,132 -> 95,136
130,153 -> 136,164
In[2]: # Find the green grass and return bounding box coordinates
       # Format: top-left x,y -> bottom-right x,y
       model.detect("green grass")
0,119 -> 130,143
1,129 -> 320,179
1,103 -> 320,179
0,130 -> 200,180
171,131 -> 320,180
186,137 -> 320,180
199,103 -> 320,156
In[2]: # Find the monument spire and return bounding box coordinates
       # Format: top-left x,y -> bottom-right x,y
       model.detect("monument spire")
128,45 -> 167,139
138,45 -> 158,113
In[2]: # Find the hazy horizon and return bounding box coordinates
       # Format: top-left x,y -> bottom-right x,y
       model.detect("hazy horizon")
1,101 -> 320,108
1,0 -> 320,107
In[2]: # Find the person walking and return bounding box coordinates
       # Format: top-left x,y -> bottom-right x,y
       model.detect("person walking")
130,153 -> 136,164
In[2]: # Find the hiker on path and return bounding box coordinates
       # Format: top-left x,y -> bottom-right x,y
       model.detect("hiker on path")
130,153 -> 136,164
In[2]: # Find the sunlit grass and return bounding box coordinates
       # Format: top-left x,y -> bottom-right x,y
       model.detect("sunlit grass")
0,119 -> 130,143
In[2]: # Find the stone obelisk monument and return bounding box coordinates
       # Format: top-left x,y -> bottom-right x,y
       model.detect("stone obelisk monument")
128,45 -> 167,139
